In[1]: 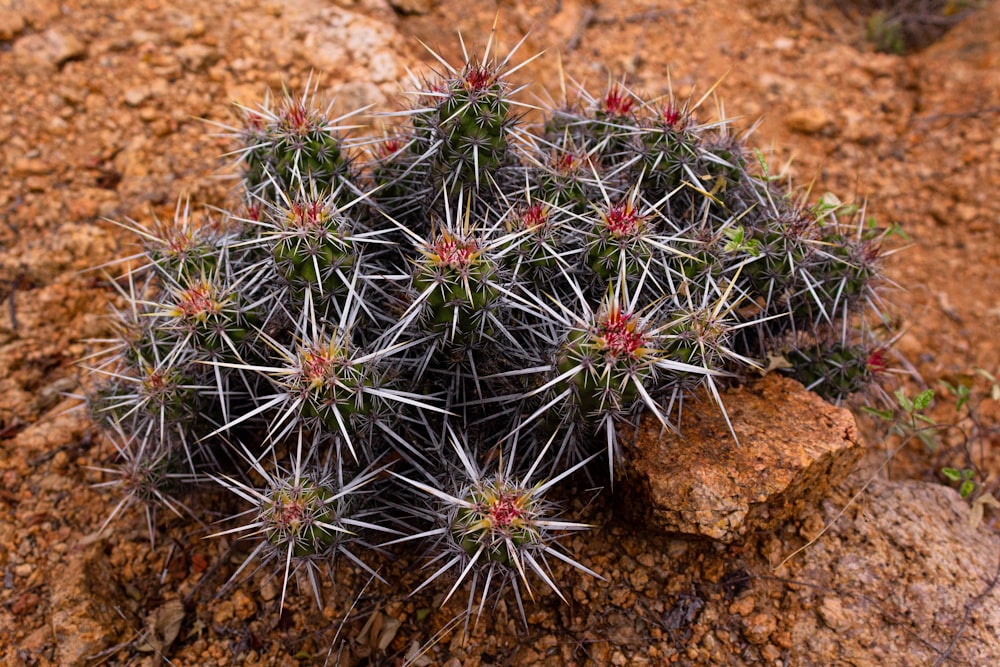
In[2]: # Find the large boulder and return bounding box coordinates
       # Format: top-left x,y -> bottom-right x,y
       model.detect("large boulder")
779,479 -> 1000,665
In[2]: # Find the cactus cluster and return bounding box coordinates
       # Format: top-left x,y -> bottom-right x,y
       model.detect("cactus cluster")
86,39 -> 891,624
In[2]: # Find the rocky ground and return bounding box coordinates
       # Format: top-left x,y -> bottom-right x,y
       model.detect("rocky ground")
1,0 -> 998,665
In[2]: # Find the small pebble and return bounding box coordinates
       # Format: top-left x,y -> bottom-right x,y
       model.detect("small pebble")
123,87 -> 148,107
786,107 -> 831,135
743,612 -> 778,646
729,595 -> 755,617
212,600 -> 234,625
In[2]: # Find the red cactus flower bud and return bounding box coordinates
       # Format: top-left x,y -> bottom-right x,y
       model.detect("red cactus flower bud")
602,86 -> 634,117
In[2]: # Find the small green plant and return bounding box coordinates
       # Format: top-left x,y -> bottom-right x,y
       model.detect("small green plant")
867,10 -> 907,54
84,35 -> 893,629
852,0 -> 984,54
864,386 -> 937,449
941,466 -> 976,498
865,369 -> 1000,527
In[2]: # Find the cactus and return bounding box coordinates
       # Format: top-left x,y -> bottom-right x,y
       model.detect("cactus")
388,426 -> 600,628
211,441 -> 390,609
528,279 -> 727,471
85,37 -> 892,628
91,424 -> 194,547
368,36 -> 538,236
229,80 -> 360,204
788,339 -> 886,402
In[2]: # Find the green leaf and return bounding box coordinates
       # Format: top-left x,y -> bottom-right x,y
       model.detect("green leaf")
945,382 -> 971,411
819,192 -> 842,209
722,225 -> 744,246
941,467 -> 962,482
722,226 -> 761,257
917,429 -> 938,451
753,148 -> 770,178
885,221 -> 910,240
913,388 -> 934,411
960,479 -> 975,499
862,406 -> 895,421
895,388 -> 913,413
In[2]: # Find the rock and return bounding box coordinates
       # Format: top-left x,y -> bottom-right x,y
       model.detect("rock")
758,72 -> 795,96
175,43 -> 219,72
12,591 -> 41,615
260,576 -> 279,602
123,86 -> 149,107
729,596 -> 755,617
329,81 -> 387,116
250,2 -> 418,118
0,221 -> 116,284
232,589 -> 258,621
12,29 -> 86,75
954,202 -> 977,223
50,544 -> 128,665
213,600 -> 235,625
0,0 -> 60,41
114,135 -> 150,182
9,401 -> 91,457
785,107 -> 830,135
784,480 -> 1000,664
11,157 -> 49,177
18,625 -> 53,661
549,0 -> 592,45
742,612 -> 777,646
621,374 -> 863,542
817,596 -> 850,632
388,0 -> 434,14
840,107 -> 879,144
283,3 -> 411,87
130,29 -> 161,47
0,10 -> 26,42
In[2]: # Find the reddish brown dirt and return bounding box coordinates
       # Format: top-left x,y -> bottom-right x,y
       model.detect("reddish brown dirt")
1,0 -> 998,665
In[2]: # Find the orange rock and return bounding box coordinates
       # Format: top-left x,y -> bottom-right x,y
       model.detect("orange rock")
620,374 -> 863,542
49,544 -> 128,665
